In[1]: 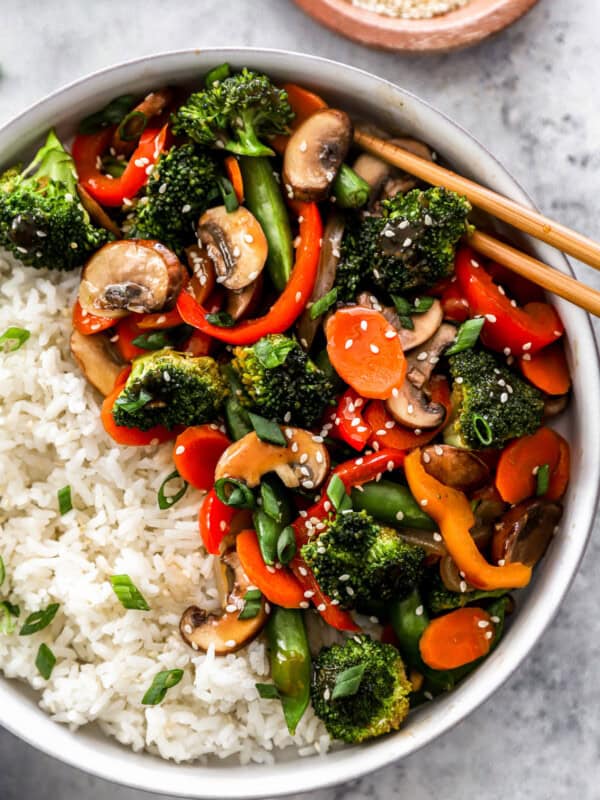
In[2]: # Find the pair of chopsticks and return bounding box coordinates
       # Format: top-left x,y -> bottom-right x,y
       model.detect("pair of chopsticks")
354,128 -> 600,317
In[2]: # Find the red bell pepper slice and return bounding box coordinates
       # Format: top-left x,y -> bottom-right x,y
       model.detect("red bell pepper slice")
114,316 -> 147,361
72,124 -> 169,207
72,299 -> 116,336
440,282 -> 469,323
328,388 -> 372,451
199,488 -> 237,555
177,202 -> 322,345
455,247 -> 564,356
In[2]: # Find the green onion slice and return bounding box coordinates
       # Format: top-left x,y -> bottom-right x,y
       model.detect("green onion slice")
0,327 -> 30,352
248,412 -> 286,447
256,682 -> 280,699
110,575 -> 150,611
445,317 -> 485,356
0,555 -> 5,586
113,388 -> 153,413
327,474 -> 347,510
260,478 -> 284,522
117,110 -> 148,142
131,331 -> 172,350
473,414 -> 493,447
331,662 -> 366,700
101,155 -> 127,178
157,470 -> 188,510
276,526 -> 296,566
254,337 -> 295,369
217,176 -> 239,213
57,485 -> 72,515
19,603 -> 59,636
205,63 -> 231,88
238,589 -> 262,620
78,94 -> 136,135
390,295 -> 415,331
214,477 -> 255,510
206,310 -> 236,328
142,668 -> 184,705
536,463 -> 551,496
0,601 -> 20,634
413,297 -> 435,314
35,643 -> 56,680
310,288 -> 339,320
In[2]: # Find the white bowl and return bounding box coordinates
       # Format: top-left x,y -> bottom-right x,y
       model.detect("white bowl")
0,48 -> 598,799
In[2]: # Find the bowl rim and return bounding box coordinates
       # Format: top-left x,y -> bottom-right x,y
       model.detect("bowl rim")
0,46 -> 598,799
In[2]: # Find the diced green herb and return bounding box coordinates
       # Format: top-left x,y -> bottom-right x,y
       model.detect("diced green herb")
206,310 -> 236,327
331,662 -> 366,700
472,414 -> 493,447
78,95 -> 136,135
0,601 -> 20,634
19,603 -> 59,636
276,526 -> 296,565
117,110 -> 148,142
413,297 -> 435,314
214,477 -> 255,510
248,412 -> 286,447
35,643 -> 56,680
254,337 -> 295,369
113,388 -> 153,413
57,485 -> 72,515
0,327 -> 30,353
0,555 -> 5,586
310,288 -> 339,320
205,63 -> 231,88
157,470 -> 189,510
390,295 -> 415,330
131,331 -> 172,350
142,668 -> 184,705
536,463 -> 551,496
238,589 -> 262,620
256,682 -> 280,699
217,176 -> 239,213
445,317 -> 485,356
260,478 -> 284,522
110,575 -> 150,611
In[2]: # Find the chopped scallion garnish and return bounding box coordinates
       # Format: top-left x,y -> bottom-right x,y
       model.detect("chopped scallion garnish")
117,109 -> 148,142
110,575 -> 150,611
78,95 -> 135,135
57,485 -> 72,515
35,643 -> 56,680
19,603 -> 59,636
473,414 -> 493,447
536,463 -> 550,496
206,310 -> 236,327
157,470 -> 188,510
113,388 -> 153,413
0,601 -> 20,634
445,318 -> 485,356
276,526 -> 296,565
310,287 -> 339,320
0,327 -> 30,353
0,555 -> 5,586
260,478 -> 285,522
255,682 -> 280,699
217,176 -> 239,213
214,477 -> 255,510
238,589 -> 262,620
142,668 -> 184,705
327,474 -> 349,510
331,662 -> 366,699
254,337 -> 295,369
248,412 -> 286,447
131,330 -> 171,350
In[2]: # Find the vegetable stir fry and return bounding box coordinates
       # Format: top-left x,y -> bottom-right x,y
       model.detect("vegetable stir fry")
1,64 -> 572,744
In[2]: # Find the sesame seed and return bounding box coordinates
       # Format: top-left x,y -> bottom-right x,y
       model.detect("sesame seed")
422,452 -> 431,463
266,565 -> 276,574
183,624 -> 193,635
284,411 -> 292,423
360,320 -> 368,331
386,460 -> 395,471
312,435 -> 324,443
395,510 -> 404,521
485,314 -> 497,323
417,351 -> 428,361
455,376 -> 464,384
385,421 -> 395,429
330,599 -> 340,606
490,615 -> 500,624
392,387 -> 400,398
522,341 -> 532,351
414,428 -> 422,435
477,620 -> 490,628
109,334 -> 119,343
175,445 -> 185,455
470,259 -> 479,268
500,392 -> 508,403
351,418 -> 361,428
300,453 -> 309,464
225,604 -> 237,613
232,246 -> 241,258
403,237 -> 412,248
304,590 -> 315,599
70,242 -> 78,249
182,204 -> 192,214
339,574 -> 350,581
384,329 -> 396,339
316,451 -> 324,464
375,428 -> 386,436
295,291 -> 302,303
415,605 -> 424,616
424,691 -> 434,701
420,499 -> 428,507
150,438 -> 159,446
459,580 -> 468,592
300,601 -> 310,609
225,639 -> 237,648
299,510 -> 308,518
531,465 -> 540,475
433,532 -> 443,542
372,441 -> 380,451
299,566 -> 308,576
484,631 -> 493,640
345,338 -> 353,349
553,330 -> 562,337
346,586 -> 355,596
522,354 -> 531,361
291,442 -> 299,453
424,214 -> 433,226
383,228 -> 395,238
407,403 -> 414,414
317,603 -> 326,612
303,481 -> 314,489
156,315 -> 166,324
285,428 -> 294,439
299,140 -> 308,152
434,445 -> 443,456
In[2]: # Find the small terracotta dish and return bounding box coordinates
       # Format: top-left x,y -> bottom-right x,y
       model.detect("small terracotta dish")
293,0 -> 541,52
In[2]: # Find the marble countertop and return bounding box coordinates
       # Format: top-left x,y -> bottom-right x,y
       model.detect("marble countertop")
1,0 -> 599,798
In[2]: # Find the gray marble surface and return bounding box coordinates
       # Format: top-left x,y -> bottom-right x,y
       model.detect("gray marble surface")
1,0 -> 599,798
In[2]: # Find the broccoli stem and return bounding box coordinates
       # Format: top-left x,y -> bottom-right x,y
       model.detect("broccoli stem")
351,479 -> 436,531
24,130 -> 78,194
229,113 -> 275,157
266,608 -> 311,735
332,163 -> 371,209
239,156 -> 293,291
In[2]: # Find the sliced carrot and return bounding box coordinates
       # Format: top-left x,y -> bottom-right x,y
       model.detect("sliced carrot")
419,607 -> 494,671
100,368 -> 174,446
115,316 -> 147,361
519,341 -> 571,396
270,83 -> 328,154
325,307 -> 406,400
173,425 -> 230,491
546,434 -> 570,500
495,427 -> 564,504
224,155 -> 244,203
364,375 -> 451,450
236,529 -> 305,609
72,299 -> 116,336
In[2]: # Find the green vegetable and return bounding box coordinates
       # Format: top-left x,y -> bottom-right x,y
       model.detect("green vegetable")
266,608 -> 311,735
217,175 -> 239,212
260,475 -> 289,523
310,287 -> 339,320
0,601 -> 19,634
222,365 -> 253,441
78,94 -> 135,134
0,557 -> 4,587
254,476 -> 292,564
117,110 -> 148,143
240,156 -> 293,291
276,526 -> 297,565
444,349 -> 544,450
301,510 -> 425,612
311,635 -> 411,743
173,68 -> 293,158
35,643 -> 56,680
110,575 -> 150,611
331,164 -> 371,209
326,474 -> 352,512
0,130 -> 112,270
231,334 -> 335,428
425,574 -> 507,616
205,311 -> 236,327
142,669 -> 184,705
157,470 -> 188,510
57,485 -> 72,515
19,603 -> 59,636
445,317 -> 485,356
214,477 -> 256,510
111,350 -> 228,431
205,63 -> 231,88
256,682 -> 280,699
238,589 -> 262,620
536,463 -> 550,496
124,143 -> 220,254
351,479 -> 436,531
131,331 -> 172,351
334,187 -> 471,301
0,327 -> 30,352
248,412 -> 286,447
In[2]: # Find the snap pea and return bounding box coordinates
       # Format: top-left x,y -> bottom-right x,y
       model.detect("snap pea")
351,479 -> 436,531
239,156 -> 293,292
254,475 -> 293,565
332,163 -> 371,209
267,607 -> 311,735
222,365 -> 252,441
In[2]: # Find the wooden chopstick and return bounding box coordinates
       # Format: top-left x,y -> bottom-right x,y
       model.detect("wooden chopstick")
469,230 -> 600,317
354,128 -> 600,271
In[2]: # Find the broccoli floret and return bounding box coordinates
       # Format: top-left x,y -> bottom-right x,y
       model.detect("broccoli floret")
112,349 -> 227,431
0,130 -> 111,270
124,143 -> 220,254
311,635 -> 411,743
335,187 -> 471,301
172,68 -> 293,157
230,334 -> 335,428
444,349 -> 544,450
301,510 -> 425,612
425,573 -> 507,616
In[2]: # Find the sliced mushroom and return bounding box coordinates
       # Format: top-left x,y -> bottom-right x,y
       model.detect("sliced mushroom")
112,88 -> 173,155
226,273 -> 263,321
386,323 -> 456,429
185,244 -> 216,305
76,184 -> 122,239
354,137 -> 434,207
282,109 -> 353,202
543,393 -> 569,420
357,293 -> 443,351
70,329 -> 124,396
398,528 -> 446,558
491,499 -> 562,568
198,205 -> 268,291
79,240 -> 184,318
380,138 -> 435,199
180,551 -> 268,655
215,428 -> 330,490
421,445 -> 490,493
352,153 -> 391,204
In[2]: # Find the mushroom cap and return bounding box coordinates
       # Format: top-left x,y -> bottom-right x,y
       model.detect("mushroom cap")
421,445 -> 490,493
283,109 -> 353,202
491,499 -> 562,568
79,239 -> 184,318
357,294 -> 444,352
214,428 -> 330,491
70,329 -> 124,396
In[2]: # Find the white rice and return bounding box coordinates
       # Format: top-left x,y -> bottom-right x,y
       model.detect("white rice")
0,255 -> 335,763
